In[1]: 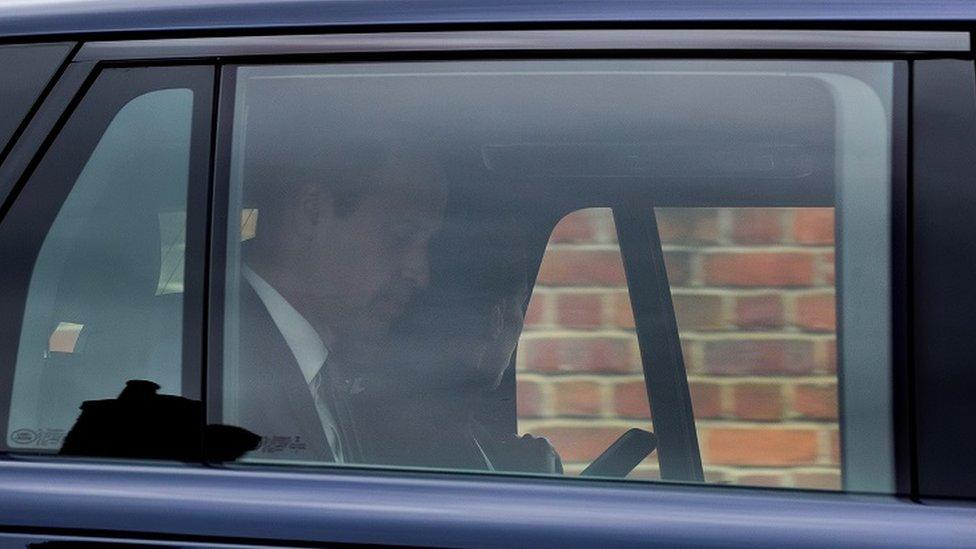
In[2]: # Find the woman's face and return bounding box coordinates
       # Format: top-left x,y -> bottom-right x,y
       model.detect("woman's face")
475,280 -> 529,390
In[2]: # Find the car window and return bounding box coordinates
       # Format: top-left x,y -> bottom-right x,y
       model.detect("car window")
0,67 -> 217,460
522,206 -> 838,488
218,60 -> 897,493
518,208 -> 658,478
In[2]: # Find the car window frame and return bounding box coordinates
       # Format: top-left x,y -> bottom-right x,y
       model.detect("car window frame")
0,42 -> 75,166
911,58 -> 976,503
0,30 -> 955,501
0,28 -> 972,547
0,62 -> 215,455
207,51 -> 909,495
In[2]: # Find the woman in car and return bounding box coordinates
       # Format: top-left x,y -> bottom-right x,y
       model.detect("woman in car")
354,214 -> 562,474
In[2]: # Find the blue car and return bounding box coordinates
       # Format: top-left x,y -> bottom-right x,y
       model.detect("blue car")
0,1 -> 975,547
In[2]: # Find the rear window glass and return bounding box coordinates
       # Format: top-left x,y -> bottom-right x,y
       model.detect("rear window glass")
217,60 -> 897,493
522,206 -> 838,488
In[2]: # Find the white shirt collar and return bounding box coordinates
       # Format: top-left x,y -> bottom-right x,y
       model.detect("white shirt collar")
242,266 -> 328,385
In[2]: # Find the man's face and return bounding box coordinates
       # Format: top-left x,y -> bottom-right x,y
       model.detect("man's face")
296,161 -> 445,353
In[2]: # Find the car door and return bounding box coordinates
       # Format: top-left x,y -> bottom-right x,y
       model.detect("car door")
0,30 -> 975,548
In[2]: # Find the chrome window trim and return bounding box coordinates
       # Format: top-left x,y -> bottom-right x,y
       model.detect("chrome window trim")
76,30 -> 969,62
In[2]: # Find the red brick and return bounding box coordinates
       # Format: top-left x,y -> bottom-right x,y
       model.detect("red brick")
519,338 -> 559,372
820,252 -> 835,285
793,208 -> 835,245
583,338 -> 637,374
793,383 -> 838,420
612,292 -> 635,329
550,210 -> 597,244
682,340 -> 699,373
795,293 -> 836,332
536,249 -> 626,287
690,381 -> 723,418
656,208 -> 721,245
553,381 -> 603,417
793,472 -> 841,490
612,380 -> 651,419
819,339 -> 838,375
532,426 -> 622,463
555,293 -> 604,329
704,252 -> 815,287
704,339 -> 817,376
664,252 -> 692,286
735,473 -> 787,488
734,294 -> 784,329
520,337 -> 636,374
829,430 -> 841,465
731,383 -> 784,421
732,209 -> 783,244
517,380 -> 545,418
524,293 -> 548,328
705,428 -> 820,466
673,294 -> 725,331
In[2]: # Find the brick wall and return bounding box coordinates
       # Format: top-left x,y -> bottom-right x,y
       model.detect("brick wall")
516,207 -> 840,490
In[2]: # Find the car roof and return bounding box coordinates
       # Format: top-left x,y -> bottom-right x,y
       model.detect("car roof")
0,0 -> 975,41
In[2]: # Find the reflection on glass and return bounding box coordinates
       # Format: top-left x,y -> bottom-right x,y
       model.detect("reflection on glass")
216,60 -> 892,492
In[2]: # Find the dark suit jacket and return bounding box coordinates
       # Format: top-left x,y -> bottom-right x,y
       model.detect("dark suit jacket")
231,281 -> 560,471
233,282 -> 336,463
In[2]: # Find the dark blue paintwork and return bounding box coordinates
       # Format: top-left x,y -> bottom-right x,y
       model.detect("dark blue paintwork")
0,1 -> 975,39
0,2 -> 973,547
0,460 -> 972,548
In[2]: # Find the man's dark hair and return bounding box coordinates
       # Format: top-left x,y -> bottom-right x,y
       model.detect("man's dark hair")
242,139 -> 446,244
244,140 -> 389,220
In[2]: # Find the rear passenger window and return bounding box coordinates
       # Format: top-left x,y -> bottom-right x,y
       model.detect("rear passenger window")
519,208 -> 658,478
0,67 -> 213,457
523,207 -> 839,488
218,59 -> 899,494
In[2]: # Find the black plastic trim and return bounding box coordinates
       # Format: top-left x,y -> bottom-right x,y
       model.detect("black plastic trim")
890,60 -> 914,499
179,67 -> 218,407
204,65 -> 236,429
912,59 -> 976,501
0,61 -> 96,221
0,42 -> 77,167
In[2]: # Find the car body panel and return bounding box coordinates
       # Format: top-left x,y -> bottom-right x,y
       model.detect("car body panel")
0,2 -> 974,548
0,1 -> 975,40
0,460 -> 973,548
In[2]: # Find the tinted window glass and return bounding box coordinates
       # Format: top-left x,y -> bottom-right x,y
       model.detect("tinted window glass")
522,206 -> 839,488
0,67 -> 215,459
220,61 -> 897,492
519,208 -> 658,478
0,43 -> 73,155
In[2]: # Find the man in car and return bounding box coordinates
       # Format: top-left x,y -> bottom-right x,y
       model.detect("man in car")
234,142 -> 447,464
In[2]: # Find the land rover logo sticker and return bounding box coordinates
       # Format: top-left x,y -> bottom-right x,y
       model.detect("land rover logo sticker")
10,428 -> 37,445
